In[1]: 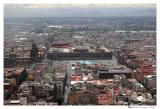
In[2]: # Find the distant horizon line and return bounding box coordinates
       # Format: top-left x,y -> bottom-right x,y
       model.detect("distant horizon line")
4,16 -> 156,19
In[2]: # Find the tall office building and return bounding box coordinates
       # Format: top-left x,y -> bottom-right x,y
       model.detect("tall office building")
30,42 -> 38,63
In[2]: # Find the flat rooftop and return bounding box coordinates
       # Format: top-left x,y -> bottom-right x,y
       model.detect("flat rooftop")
4,68 -> 25,76
49,43 -> 111,53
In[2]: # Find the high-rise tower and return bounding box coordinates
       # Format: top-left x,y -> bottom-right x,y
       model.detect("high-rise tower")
30,42 -> 38,63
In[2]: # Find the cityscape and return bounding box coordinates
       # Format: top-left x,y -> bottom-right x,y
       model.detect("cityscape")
4,4 -> 156,106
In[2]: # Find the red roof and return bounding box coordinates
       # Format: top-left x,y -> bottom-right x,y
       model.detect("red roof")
71,75 -> 82,81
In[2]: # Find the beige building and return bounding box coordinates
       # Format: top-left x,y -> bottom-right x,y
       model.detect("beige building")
68,90 -> 97,105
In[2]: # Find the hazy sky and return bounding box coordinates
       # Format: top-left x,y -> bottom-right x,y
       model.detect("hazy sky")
4,4 -> 156,17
